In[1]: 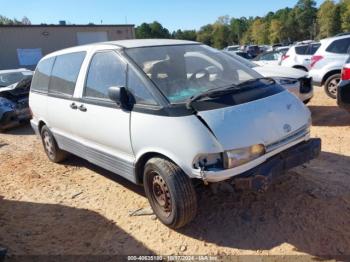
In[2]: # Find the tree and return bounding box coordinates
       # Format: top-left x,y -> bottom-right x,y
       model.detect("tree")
340,0 -> 350,32
251,19 -> 269,44
136,21 -> 171,39
294,0 -> 318,39
173,30 -> 197,41
211,22 -> 230,48
317,0 -> 341,38
0,15 -> 23,25
21,16 -> 31,25
196,24 -> 214,46
269,19 -> 283,44
230,17 -> 250,44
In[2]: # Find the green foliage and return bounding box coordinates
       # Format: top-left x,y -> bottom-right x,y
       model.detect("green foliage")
318,0 -> 341,38
0,15 -> 29,25
135,21 -> 171,39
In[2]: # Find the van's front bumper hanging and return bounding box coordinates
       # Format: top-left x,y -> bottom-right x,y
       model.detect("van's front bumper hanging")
198,138 -> 321,191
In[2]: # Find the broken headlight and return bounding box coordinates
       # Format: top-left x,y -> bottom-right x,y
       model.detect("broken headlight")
224,144 -> 265,169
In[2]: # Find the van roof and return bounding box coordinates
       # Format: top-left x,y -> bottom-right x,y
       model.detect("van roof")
42,39 -> 200,60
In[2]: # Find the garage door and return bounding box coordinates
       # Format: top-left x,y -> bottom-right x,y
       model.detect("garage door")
77,32 -> 108,45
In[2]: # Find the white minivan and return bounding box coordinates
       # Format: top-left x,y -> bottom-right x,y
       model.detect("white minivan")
29,39 -> 321,228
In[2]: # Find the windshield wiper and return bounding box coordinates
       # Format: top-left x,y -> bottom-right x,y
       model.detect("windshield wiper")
186,84 -> 238,110
237,77 -> 276,87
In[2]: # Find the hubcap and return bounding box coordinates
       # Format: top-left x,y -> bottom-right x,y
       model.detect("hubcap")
43,131 -> 55,159
151,173 -> 172,217
328,78 -> 340,96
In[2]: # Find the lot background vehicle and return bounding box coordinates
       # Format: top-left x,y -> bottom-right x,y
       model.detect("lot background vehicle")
225,52 -> 313,103
337,56 -> 350,112
30,39 -> 320,228
224,45 -> 240,52
245,45 -> 260,58
0,70 -> 33,131
253,50 -> 285,66
309,35 -> 350,99
281,42 -> 320,72
232,51 -> 253,59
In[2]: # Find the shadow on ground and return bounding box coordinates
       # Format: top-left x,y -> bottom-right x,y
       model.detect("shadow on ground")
57,150 -> 350,259
0,196 -> 154,256
2,123 -> 34,136
309,105 -> 350,127
178,151 -> 350,259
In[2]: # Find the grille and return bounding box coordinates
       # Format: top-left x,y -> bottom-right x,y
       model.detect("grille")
299,77 -> 312,94
266,125 -> 309,152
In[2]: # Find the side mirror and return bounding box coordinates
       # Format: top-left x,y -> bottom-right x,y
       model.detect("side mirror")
108,86 -> 129,109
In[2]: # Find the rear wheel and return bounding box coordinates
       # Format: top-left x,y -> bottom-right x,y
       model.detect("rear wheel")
143,157 -> 197,229
40,125 -> 68,163
324,74 -> 341,99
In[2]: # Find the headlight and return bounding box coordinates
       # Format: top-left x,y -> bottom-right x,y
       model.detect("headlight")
224,144 -> 265,169
275,77 -> 298,85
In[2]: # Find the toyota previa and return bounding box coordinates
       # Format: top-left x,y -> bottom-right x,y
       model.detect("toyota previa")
29,40 -> 321,228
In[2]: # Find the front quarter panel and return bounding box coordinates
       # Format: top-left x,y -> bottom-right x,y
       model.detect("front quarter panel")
130,112 -> 223,178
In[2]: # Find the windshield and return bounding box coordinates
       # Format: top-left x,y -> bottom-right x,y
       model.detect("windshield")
125,44 -> 261,103
0,72 -> 32,88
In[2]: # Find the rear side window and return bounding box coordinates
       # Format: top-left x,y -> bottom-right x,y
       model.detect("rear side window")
49,52 -> 86,96
306,44 -> 320,55
295,45 -> 308,55
326,38 -> 350,54
31,57 -> 55,93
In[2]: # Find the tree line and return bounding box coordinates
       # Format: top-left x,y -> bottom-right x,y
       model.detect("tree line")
1,0 -> 350,49
136,0 -> 350,49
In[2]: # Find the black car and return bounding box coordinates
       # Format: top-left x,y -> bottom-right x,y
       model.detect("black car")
234,51 -> 253,60
338,60 -> 350,112
246,45 -> 260,58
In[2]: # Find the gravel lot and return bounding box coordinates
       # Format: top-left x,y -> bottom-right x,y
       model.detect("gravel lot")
0,88 -> 350,259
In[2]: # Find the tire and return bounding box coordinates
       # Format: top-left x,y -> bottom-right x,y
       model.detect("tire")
324,74 -> 341,99
143,157 -> 197,229
40,125 -> 68,163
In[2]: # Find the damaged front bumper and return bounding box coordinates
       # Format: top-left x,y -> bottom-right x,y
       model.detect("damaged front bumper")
0,108 -> 31,130
194,138 -> 321,192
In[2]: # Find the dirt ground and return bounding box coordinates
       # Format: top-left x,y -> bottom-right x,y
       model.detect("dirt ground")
0,87 -> 350,260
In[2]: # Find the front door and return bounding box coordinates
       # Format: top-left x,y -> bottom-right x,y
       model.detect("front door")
71,50 -> 135,181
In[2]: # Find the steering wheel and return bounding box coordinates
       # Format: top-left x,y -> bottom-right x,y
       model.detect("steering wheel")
190,68 -> 210,82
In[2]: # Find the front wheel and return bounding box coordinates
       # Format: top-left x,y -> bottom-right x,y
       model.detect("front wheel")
324,74 -> 341,99
143,157 -> 198,229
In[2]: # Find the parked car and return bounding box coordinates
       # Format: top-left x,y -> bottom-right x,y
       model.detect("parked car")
309,35 -> 350,99
233,51 -> 253,60
337,56 -> 350,112
224,45 -> 240,52
30,39 -> 321,228
0,69 -> 33,131
281,42 -> 320,72
225,52 -> 313,103
246,45 -> 260,58
253,50 -> 285,66
0,68 -> 32,87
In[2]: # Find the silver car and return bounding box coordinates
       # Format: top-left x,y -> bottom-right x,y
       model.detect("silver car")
309,34 -> 350,99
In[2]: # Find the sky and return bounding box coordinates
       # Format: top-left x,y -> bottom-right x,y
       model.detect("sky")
1,0 -> 324,31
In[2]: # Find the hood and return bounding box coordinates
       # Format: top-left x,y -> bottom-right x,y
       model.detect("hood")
198,91 -> 310,150
253,65 -> 308,79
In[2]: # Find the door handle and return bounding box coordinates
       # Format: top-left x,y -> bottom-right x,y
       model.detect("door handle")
79,104 -> 87,112
70,103 -> 78,110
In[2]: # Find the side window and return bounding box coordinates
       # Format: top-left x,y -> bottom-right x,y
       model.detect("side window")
85,51 -> 126,100
326,38 -> 350,54
261,53 -> 274,61
295,45 -> 308,55
49,52 -> 86,97
31,57 -> 55,93
127,67 -> 157,105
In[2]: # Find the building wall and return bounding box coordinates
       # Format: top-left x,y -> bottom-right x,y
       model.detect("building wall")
0,25 -> 135,70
